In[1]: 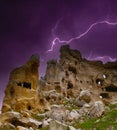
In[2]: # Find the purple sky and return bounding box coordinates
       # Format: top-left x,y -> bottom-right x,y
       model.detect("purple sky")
0,0 -> 117,109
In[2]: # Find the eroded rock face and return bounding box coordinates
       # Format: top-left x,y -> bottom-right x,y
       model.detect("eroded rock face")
1,54 -> 46,113
0,111 -> 42,129
42,45 -> 117,102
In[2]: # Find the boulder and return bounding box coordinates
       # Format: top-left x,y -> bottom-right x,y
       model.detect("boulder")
67,110 -> 81,121
75,98 -> 87,107
47,105 -> 67,122
49,120 -> 68,130
88,101 -> 105,117
79,90 -> 91,103
0,111 -> 42,129
69,110 -> 81,120
0,111 -> 21,123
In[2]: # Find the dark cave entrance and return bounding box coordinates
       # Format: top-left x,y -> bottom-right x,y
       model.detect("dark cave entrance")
17,82 -> 31,89
100,93 -> 109,98
96,79 -> 103,86
68,66 -> 77,74
105,85 -> 117,92
67,82 -> 73,89
23,82 -> 31,89
27,105 -> 31,110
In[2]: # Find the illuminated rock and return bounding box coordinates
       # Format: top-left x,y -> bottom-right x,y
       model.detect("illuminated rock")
2,54 -> 47,113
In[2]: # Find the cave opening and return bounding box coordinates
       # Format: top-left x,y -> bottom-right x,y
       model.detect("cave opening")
23,82 -> 31,89
100,93 -> 109,98
105,85 -> 117,92
67,82 -> 73,89
17,82 -> 31,89
27,105 -> 31,110
68,66 -> 77,74
96,79 -> 103,86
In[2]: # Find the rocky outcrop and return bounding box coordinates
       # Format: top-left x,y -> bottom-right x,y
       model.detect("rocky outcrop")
42,45 -> 117,102
1,45 -> 117,130
88,101 -> 105,118
0,111 -> 42,129
2,54 -> 47,113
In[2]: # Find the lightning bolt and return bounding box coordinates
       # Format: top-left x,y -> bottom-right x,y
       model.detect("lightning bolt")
87,55 -> 117,63
47,20 -> 117,52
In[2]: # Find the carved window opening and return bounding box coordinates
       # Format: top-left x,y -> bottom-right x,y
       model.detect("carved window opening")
68,66 -> 77,74
27,105 -> 31,110
17,82 -> 31,89
100,93 -> 109,98
23,82 -> 31,89
96,79 -> 103,86
17,82 -> 22,86
75,61 -> 77,65
80,80 -> 82,83
67,82 -> 73,89
105,85 -> 117,92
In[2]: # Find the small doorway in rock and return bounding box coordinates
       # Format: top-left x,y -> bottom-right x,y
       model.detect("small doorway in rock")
27,105 -> 31,110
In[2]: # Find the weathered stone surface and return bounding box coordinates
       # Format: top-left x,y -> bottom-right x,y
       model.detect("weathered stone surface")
2,54 -> 49,114
16,126 -> 30,130
45,60 -> 65,83
47,105 -> 67,122
42,45 -> 117,102
75,98 -> 87,107
79,90 -> 91,103
2,54 -> 40,113
49,120 -> 68,130
0,111 -> 42,129
0,111 -> 21,123
66,109 -> 81,121
88,101 -> 105,117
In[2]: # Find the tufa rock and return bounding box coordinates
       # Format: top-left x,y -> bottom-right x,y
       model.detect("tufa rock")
1,54 -> 46,113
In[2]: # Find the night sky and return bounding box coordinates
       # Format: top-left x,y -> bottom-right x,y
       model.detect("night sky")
0,0 -> 117,109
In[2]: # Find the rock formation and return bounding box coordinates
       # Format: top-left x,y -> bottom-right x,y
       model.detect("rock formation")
42,45 -> 117,102
1,45 -> 117,130
2,54 -> 47,113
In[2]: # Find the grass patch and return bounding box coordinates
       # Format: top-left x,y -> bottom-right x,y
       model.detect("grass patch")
38,126 -> 49,130
62,99 -> 79,111
31,114 -> 45,121
73,104 -> 117,130
0,126 -> 16,130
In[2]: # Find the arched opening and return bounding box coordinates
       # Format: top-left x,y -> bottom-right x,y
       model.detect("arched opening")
27,105 -> 31,110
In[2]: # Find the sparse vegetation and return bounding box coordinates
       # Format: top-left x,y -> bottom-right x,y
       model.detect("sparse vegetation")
31,114 -> 45,121
62,98 -> 79,111
0,126 -> 16,130
38,126 -> 49,130
73,103 -> 117,130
